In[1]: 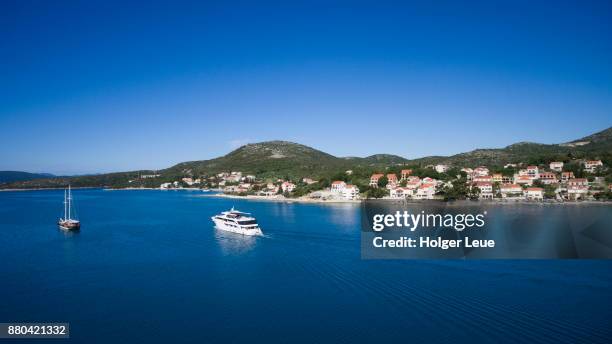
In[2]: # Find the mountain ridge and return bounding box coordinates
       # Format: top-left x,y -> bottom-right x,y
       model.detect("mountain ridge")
2,126 -> 610,189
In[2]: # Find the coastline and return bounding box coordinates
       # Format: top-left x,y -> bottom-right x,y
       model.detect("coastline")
200,192 -> 361,204
199,192 -> 611,206
1,187 -> 609,206
0,186 -> 99,192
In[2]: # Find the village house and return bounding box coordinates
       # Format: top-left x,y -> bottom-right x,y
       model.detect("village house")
434,164 -> 449,173
473,175 -> 493,183
524,187 -> 544,200
539,172 -> 558,185
526,166 -> 540,179
567,178 -> 588,187
400,169 -> 413,181
331,180 -> 347,192
181,177 -> 194,185
561,171 -> 575,183
281,181 -> 296,193
584,160 -> 603,173
405,180 -> 421,190
386,173 -> 398,189
567,185 -> 589,200
475,182 -> 493,199
370,173 -> 384,187
341,185 -> 360,200
549,161 -> 564,172
502,176 -> 512,184
514,175 -> 534,186
461,168 -> 473,179
390,187 -> 412,199
500,184 -> 523,198
415,183 -> 436,199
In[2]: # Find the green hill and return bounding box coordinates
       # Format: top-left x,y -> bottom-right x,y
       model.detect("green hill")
0,171 -> 55,184
164,141 -> 408,179
410,127 -> 612,167
1,126 -> 610,189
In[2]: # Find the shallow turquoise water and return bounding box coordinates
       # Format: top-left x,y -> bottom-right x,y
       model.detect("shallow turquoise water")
0,189 -> 610,343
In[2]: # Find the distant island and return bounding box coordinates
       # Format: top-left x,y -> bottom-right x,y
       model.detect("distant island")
0,171 -> 55,184
2,127 -> 611,202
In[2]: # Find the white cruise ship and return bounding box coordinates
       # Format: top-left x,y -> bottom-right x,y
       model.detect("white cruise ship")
211,207 -> 263,236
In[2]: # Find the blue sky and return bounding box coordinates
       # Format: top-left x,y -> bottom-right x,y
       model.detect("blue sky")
1,0 -> 611,174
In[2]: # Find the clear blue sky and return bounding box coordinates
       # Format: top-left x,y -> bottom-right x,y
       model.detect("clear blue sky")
1,0 -> 611,175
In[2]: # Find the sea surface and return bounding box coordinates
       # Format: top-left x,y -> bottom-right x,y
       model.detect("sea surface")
0,189 -> 610,343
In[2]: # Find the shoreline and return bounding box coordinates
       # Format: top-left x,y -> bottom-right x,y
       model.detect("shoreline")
200,193 -> 361,204
1,187 -> 609,205
200,192 -> 610,206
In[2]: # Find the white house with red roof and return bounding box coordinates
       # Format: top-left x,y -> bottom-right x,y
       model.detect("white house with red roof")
330,180 -> 346,192
561,171 -> 575,183
386,173 -> 398,189
473,175 -> 493,183
567,185 -> 589,200
341,185 -> 360,200
526,166 -> 540,179
475,182 -> 493,199
500,184 -> 523,198
567,178 -> 588,187
415,183 -> 436,199
370,173 -> 384,187
400,169 -> 413,181
539,172 -> 558,185
390,187 -> 412,199
584,160 -> 603,173
281,181 -> 296,193
524,187 -> 544,200
514,175 -> 533,186
549,161 -> 564,172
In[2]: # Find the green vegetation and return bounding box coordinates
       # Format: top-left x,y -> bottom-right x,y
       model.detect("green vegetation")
2,127 -> 611,191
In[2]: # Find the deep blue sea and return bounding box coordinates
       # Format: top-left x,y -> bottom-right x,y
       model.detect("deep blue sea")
0,189 -> 611,343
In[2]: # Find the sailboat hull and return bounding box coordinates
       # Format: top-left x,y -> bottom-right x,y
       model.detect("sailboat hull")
58,220 -> 80,230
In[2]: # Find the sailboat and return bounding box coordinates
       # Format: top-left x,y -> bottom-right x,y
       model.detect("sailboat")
58,185 -> 80,230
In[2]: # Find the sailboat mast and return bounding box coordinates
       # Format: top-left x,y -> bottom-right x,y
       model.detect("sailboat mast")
64,189 -> 67,220
68,185 -> 72,220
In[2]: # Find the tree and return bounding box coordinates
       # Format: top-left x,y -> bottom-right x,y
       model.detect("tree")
367,187 -> 388,199
467,184 -> 480,200
377,176 -> 388,188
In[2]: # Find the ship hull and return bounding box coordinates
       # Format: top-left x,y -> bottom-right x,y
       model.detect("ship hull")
212,217 -> 262,236
58,220 -> 80,230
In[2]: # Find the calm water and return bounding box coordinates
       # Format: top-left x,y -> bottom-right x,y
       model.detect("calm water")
0,189 -> 610,343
